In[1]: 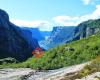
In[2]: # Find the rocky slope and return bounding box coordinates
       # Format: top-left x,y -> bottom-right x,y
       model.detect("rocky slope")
73,19 -> 100,40
0,9 -> 39,61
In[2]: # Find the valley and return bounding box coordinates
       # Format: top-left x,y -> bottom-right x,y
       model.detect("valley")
0,7 -> 100,80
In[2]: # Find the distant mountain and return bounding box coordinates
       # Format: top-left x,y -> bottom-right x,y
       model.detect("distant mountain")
40,31 -> 51,39
22,27 -> 44,41
48,26 -> 75,42
39,26 -> 75,49
21,28 -> 40,50
39,19 -> 100,50
0,9 -> 39,61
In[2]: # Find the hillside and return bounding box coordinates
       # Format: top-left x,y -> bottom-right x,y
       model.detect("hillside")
2,33 -> 99,70
27,33 -> 100,70
73,19 -> 100,40
0,17 -> 100,69
40,19 -> 100,50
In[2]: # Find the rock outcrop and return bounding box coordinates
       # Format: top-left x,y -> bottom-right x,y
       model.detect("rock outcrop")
0,9 -> 39,61
73,19 -> 100,40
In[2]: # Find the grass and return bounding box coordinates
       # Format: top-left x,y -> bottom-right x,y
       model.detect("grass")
77,56 -> 100,78
61,56 -> 100,80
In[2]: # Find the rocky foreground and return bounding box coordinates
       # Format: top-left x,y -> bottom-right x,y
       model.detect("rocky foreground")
0,68 -> 34,80
0,64 -> 82,80
0,63 -> 99,80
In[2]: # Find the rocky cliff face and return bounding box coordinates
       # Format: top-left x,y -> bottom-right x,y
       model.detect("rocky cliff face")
0,9 -> 39,61
73,19 -> 100,40
40,31 -> 51,39
22,27 -> 44,41
48,26 -> 75,43
21,28 -> 40,50
39,26 -> 75,49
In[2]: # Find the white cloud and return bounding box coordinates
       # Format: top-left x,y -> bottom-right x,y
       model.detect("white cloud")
10,5 -> 100,31
92,5 -> 100,19
10,19 -> 52,31
53,4 -> 100,26
82,0 -> 99,5
53,16 -> 79,26
82,0 -> 92,5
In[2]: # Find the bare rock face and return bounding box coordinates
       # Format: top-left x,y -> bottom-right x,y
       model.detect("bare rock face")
0,9 -> 39,61
40,26 -> 75,49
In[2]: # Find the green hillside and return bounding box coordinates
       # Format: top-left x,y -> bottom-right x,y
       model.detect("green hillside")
22,33 -> 100,70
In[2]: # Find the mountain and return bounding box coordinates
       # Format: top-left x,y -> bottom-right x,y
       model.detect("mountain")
73,19 -> 100,40
48,26 -> 75,42
19,33 -> 100,70
39,26 -> 75,49
40,31 -> 51,39
21,28 -> 40,50
31,19 -> 100,69
0,9 -> 39,61
22,27 -> 44,41
22,27 -> 51,50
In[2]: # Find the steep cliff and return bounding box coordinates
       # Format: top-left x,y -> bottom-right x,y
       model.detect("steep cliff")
73,19 -> 100,40
22,27 -> 44,41
48,26 -> 75,42
39,26 -> 75,49
0,9 -> 39,61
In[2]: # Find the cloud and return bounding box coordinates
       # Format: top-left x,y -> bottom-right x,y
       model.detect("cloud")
82,0 -> 99,5
53,4 -> 100,26
92,5 -> 100,19
53,16 -> 79,26
10,5 -> 100,31
82,0 -> 92,5
10,19 -> 52,31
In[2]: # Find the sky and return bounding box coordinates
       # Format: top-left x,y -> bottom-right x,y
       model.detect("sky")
0,0 -> 100,31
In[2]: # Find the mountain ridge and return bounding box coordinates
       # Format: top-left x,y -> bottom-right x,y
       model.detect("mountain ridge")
0,9 -> 39,61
